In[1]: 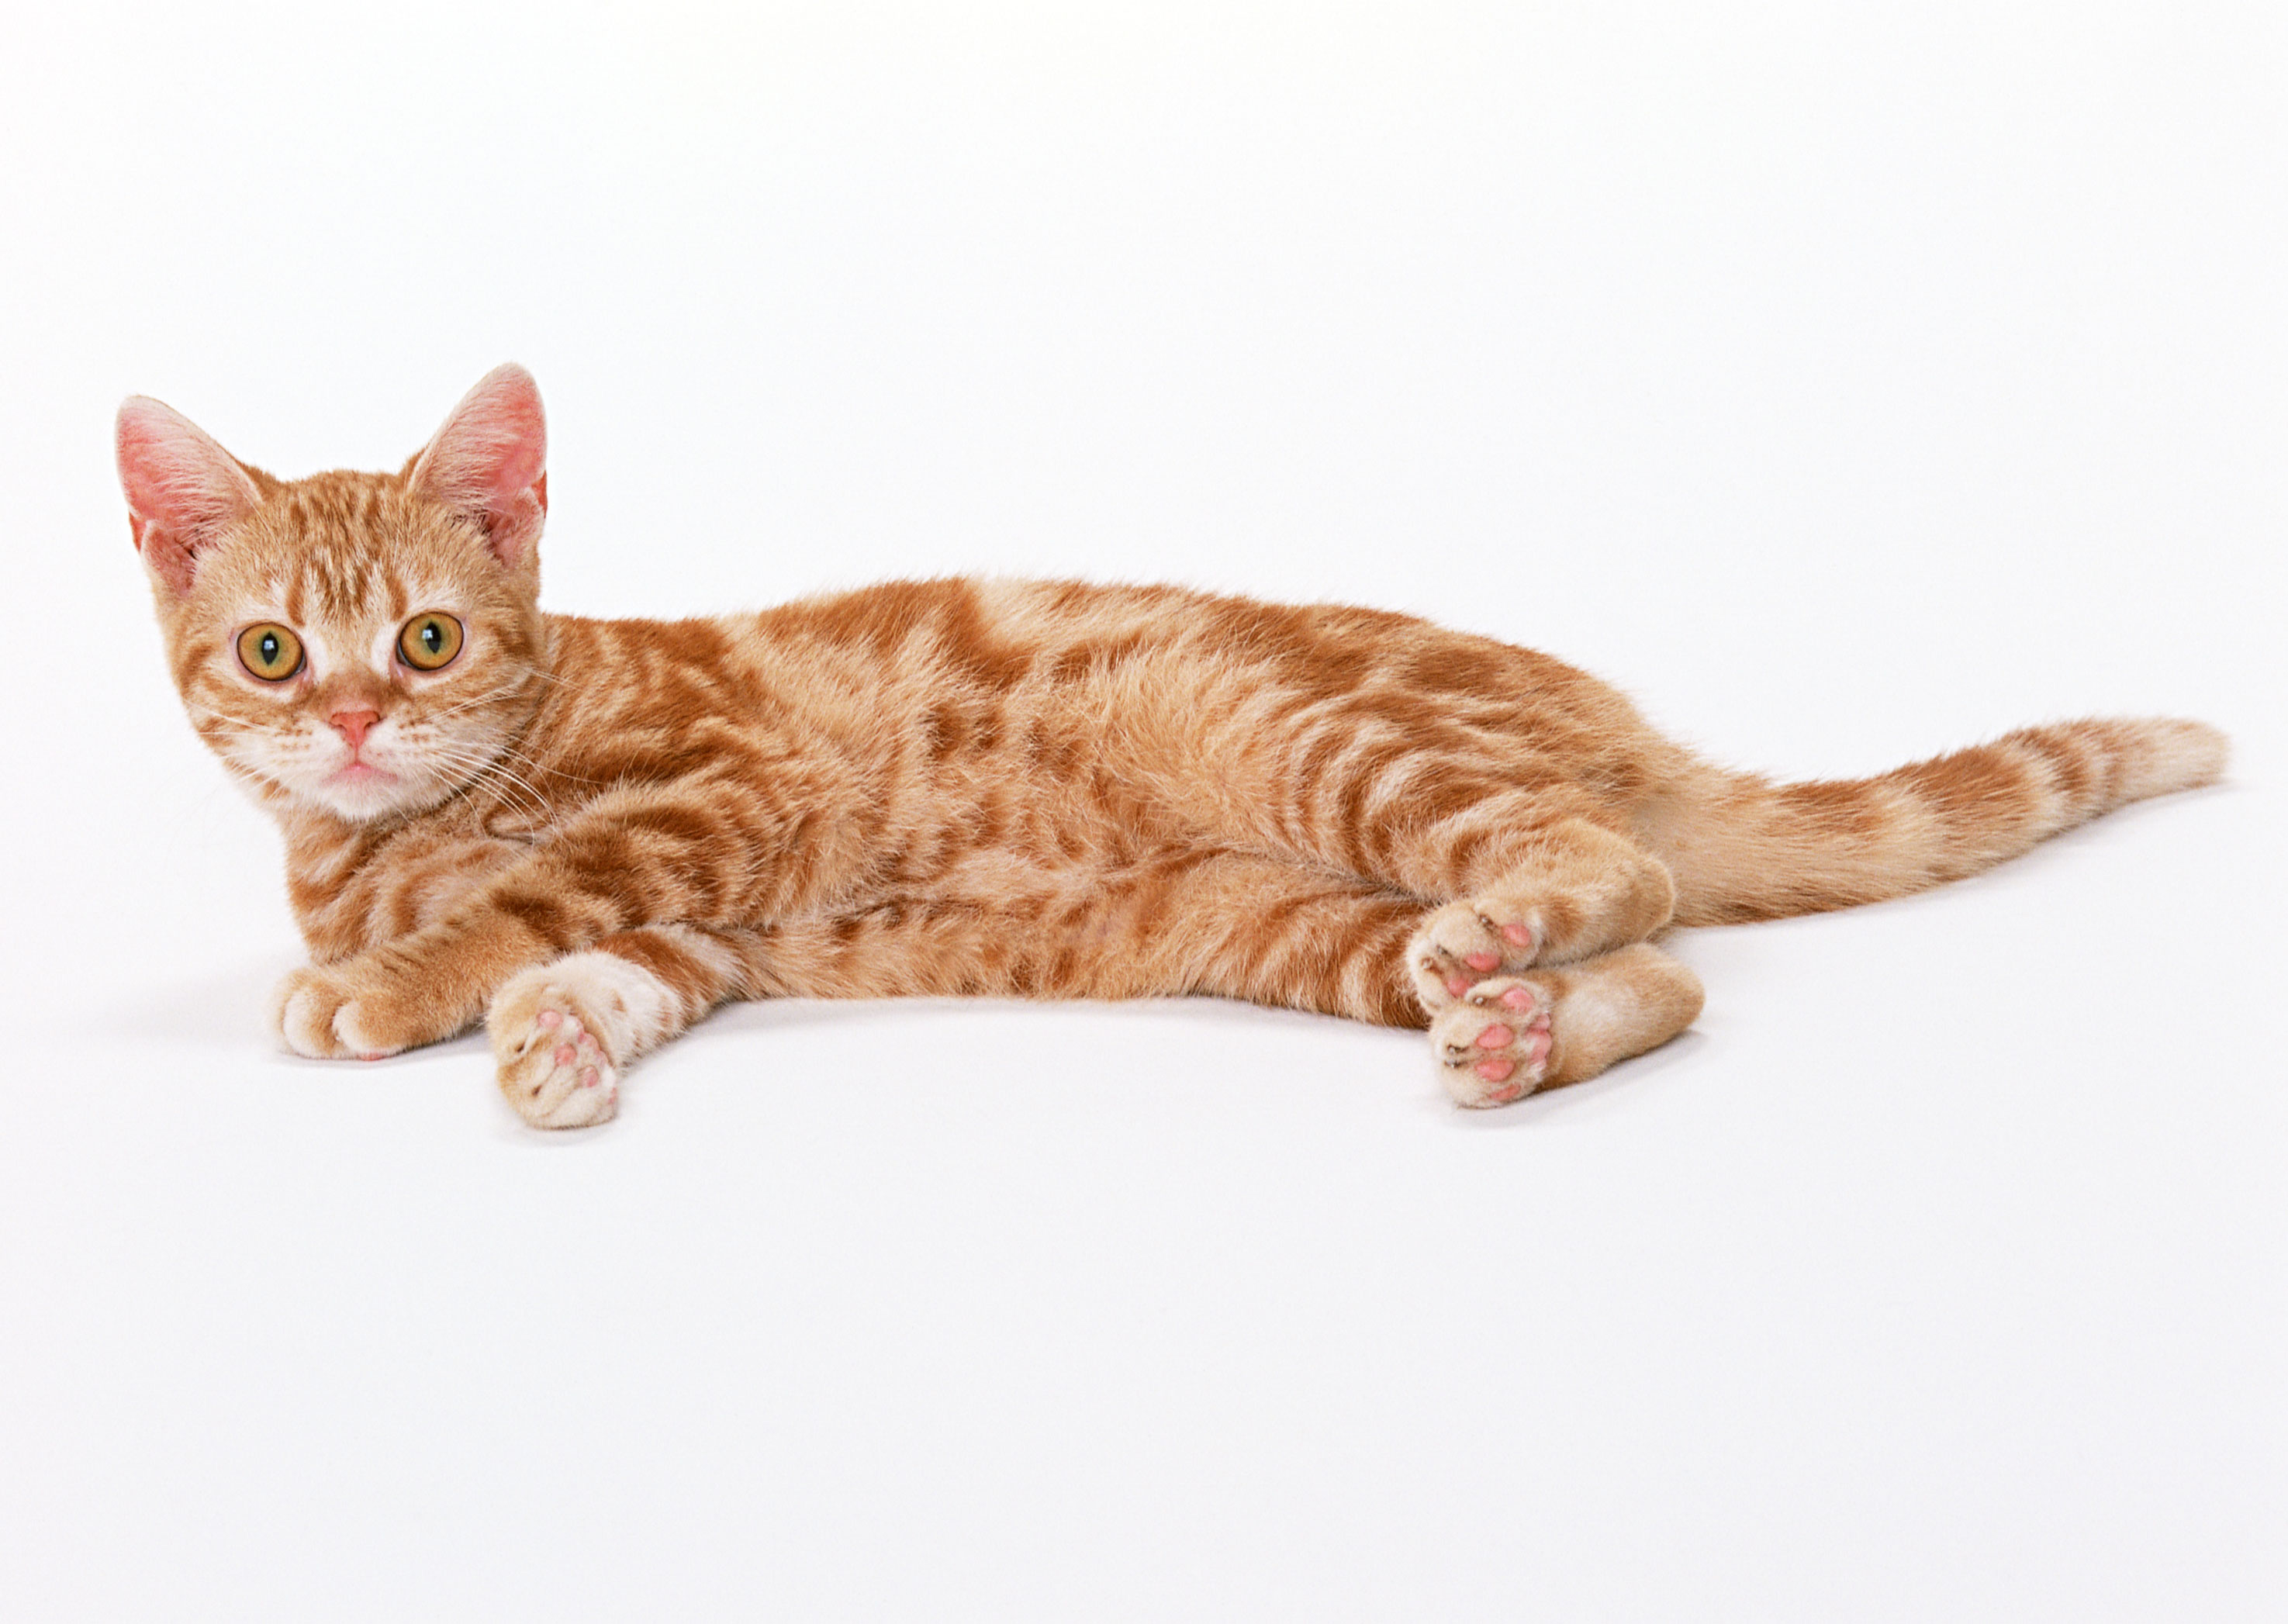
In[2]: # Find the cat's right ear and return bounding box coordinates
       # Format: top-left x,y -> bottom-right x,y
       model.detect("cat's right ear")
115,396 -> 263,596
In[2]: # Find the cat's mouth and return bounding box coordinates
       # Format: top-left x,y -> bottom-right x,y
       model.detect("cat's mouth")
304,750 -> 414,820
264,724 -> 498,824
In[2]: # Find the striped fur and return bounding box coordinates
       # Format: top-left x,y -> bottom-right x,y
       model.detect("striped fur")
119,368 -> 2228,1126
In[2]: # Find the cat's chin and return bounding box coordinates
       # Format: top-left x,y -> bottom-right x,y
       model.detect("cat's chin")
292,766 -> 450,825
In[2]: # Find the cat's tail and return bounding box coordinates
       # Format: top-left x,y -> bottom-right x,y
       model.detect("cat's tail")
1651,717 -> 2228,926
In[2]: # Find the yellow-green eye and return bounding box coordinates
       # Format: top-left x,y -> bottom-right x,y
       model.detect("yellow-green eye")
236,623 -> 304,682
398,613 -> 464,672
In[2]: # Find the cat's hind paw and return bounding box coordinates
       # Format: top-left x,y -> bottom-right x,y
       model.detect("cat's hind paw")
1408,900 -> 1544,1010
488,952 -> 673,1130
1430,976 -> 1554,1107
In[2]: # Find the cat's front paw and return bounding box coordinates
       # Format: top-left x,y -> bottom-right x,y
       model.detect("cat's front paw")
1408,899 -> 1545,1010
488,953 -> 674,1129
271,962 -> 422,1061
493,998 -> 619,1130
1430,976 -> 1555,1107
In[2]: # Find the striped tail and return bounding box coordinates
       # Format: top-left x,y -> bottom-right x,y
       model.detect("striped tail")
1657,717 -> 2228,927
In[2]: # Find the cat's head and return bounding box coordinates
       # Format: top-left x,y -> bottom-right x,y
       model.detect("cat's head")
117,365 -> 554,825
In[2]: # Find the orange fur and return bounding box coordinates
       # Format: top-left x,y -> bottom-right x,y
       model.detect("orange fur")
116,367 -> 2229,1126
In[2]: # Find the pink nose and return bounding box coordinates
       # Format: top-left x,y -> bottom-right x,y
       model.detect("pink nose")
329,707 -> 382,749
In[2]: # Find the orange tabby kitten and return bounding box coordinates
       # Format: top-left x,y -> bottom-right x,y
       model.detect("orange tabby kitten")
117,365 -> 2226,1128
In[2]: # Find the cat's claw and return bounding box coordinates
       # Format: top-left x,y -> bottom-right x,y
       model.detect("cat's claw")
1429,976 -> 1555,1107
1407,899 -> 1544,1010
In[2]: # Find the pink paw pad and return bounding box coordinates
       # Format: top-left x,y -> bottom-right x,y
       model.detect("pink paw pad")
553,1044 -> 576,1066
1434,974 -> 1555,1109
1500,922 -> 1533,947
579,1066 -> 600,1089
1464,951 -> 1501,973
537,1009 -> 562,1030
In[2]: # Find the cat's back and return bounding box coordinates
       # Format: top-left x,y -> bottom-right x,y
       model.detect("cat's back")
730,575 -> 1616,714
526,579 -> 1191,744
520,575 -> 1657,808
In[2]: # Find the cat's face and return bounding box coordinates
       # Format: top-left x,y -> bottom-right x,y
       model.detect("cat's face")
118,366 -> 553,825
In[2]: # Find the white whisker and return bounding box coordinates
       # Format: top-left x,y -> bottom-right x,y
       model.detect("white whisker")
421,743 -> 555,821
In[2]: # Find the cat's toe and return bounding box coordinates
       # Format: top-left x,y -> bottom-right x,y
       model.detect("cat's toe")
1429,976 -> 1554,1107
273,980 -> 343,1059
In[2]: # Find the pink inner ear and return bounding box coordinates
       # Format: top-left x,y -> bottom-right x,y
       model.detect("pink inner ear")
410,364 -> 548,566
116,396 -> 261,593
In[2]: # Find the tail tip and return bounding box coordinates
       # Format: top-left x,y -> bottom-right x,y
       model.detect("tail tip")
2118,717 -> 2229,800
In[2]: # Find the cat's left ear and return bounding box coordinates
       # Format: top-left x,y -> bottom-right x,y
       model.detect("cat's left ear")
407,363 -> 548,568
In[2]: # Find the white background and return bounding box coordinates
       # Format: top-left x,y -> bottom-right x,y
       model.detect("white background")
2,2 -> 2282,1618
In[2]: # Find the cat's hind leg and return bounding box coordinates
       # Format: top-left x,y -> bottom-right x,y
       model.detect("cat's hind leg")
1427,942 -> 1703,1107
489,924 -> 754,1128
1160,721 -> 1676,1004
1405,815 -> 1677,1006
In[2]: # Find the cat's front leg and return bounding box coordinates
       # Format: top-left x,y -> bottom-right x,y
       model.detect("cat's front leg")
270,914 -> 757,1075
273,783 -> 867,1070
271,933 -> 498,1060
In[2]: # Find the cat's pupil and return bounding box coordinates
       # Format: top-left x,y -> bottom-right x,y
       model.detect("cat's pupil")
421,623 -> 441,653
260,633 -> 279,665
